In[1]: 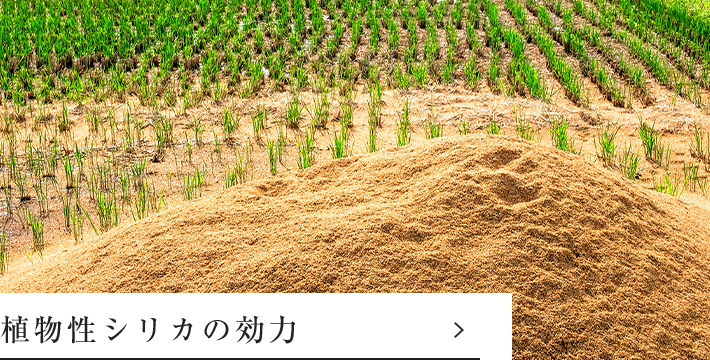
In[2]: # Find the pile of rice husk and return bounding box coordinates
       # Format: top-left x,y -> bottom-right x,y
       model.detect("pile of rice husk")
2,135 -> 710,358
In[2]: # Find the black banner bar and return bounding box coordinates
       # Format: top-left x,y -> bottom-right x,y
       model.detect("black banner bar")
0,315 -> 296,344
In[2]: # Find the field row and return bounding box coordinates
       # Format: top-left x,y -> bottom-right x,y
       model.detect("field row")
0,0 -> 708,111
0,87 -> 709,267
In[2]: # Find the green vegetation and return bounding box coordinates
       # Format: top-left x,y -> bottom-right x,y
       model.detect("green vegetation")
533,0 -> 631,108
639,118 -> 671,169
516,113 -> 535,141
653,170 -> 688,197
425,121 -> 443,139
397,100 -> 412,146
550,117 -> 580,154
596,122 -> 621,167
531,15 -> 588,106
225,150 -> 250,188
0,230 -> 7,274
691,122 -> 710,170
618,143 -> 641,180
297,127 -> 316,169
458,118 -> 472,135
0,0 -> 707,269
330,122 -> 350,159
28,210 -> 44,257
487,117 -> 501,135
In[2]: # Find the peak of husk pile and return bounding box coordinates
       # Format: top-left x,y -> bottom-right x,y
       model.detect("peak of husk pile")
2,135 -> 710,358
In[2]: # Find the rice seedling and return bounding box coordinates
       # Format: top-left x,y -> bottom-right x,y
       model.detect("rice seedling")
13,171 -> 30,202
683,162 -> 702,193
225,149 -> 250,188
638,118 -> 671,169
96,189 -> 120,232
276,123 -> 287,160
596,122 -> 621,167
489,54 -> 501,94
87,107 -> 102,134
58,101 -> 71,132
367,114 -> 378,153
134,115 -> 145,145
690,122 -> 710,167
411,63 -> 428,87
458,118 -> 471,135
182,167 -> 204,201
28,210 -> 44,257
424,25 -> 440,62
285,91 -> 304,128
252,105 -> 268,140
464,55 -> 481,90
71,202 -> 85,243
219,109 -> 237,144
330,122 -> 350,159
297,127 -> 316,169
417,1 -> 429,29
109,109 -> 118,142
616,142 -> 641,180
466,19 -> 481,51
550,117 -> 580,154
153,116 -> 174,162
397,100 -> 412,146
425,120 -> 443,139
310,91 -> 330,129
367,83 -> 382,127
130,158 -> 148,191
122,110 -> 136,153
267,139 -> 279,175
698,175 -> 710,196
34,181 -> 49,215
0,229 -> 7,274
653,170 -> 688,198
134,181 -> 164,221
487,117 -> 501,135
190,116 -> 204,146
74,144 -> 86,178
516,114 -> 536,141
388,19 -> 400,52
2,186 -> 12,217
133,181 -> 149,220
340,100 -> 354,128
442,53 -> 457,84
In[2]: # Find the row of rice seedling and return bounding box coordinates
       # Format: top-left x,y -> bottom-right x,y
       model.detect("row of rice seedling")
580,0 -> 702,106
462,0 -> 484,91
606,0 -> 706,94
500,0 -> 550,101
639,0 -> 710,64
1,0 -> 499,109
531,0 -> 631,108
568,0 -> 652,104
614,0 -> 710,89
11,0 -> 701,115
504,0 -> 588,106
481,0 -> 506,94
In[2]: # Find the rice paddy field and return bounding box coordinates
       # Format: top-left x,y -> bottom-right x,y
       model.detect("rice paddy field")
3,0 -> 710,356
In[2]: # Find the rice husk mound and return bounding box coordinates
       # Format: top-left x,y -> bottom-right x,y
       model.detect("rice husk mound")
2,135 -> 710,358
